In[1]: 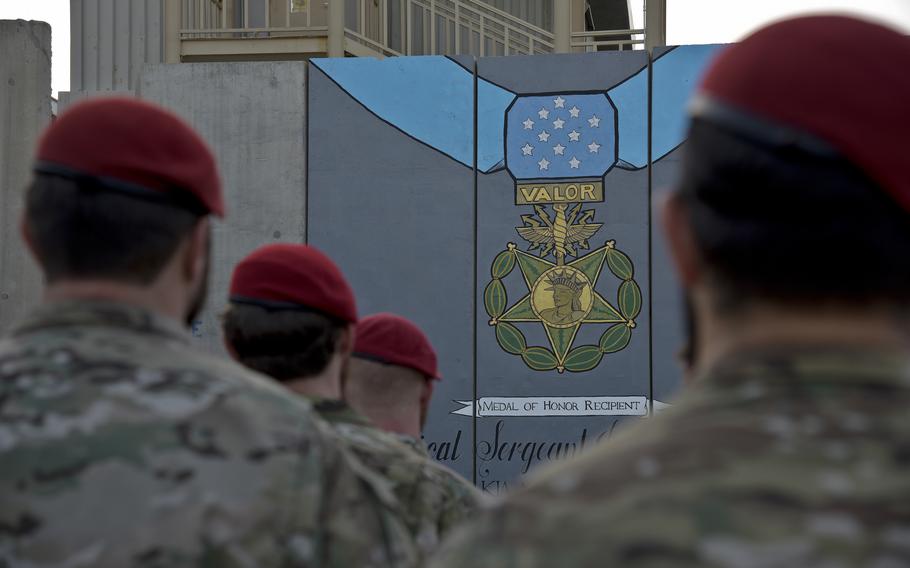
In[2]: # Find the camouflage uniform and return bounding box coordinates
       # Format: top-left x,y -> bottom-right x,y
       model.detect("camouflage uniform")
393,434 -> 429,458
313,399 -> 482,555
430,347 -> 910,568
0,301 -> 417,568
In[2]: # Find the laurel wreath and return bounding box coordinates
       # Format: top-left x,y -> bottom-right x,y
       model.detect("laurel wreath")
484,240 -> 641,373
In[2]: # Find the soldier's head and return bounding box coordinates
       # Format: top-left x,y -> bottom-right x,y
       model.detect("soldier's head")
23,97 -> 222,325
222,244 -> 358,399
347,313 -> 439,438
663,16 -> 910,366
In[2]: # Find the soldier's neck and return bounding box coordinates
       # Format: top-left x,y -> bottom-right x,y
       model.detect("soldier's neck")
368,414 -> 421,439
694,298 -> 910,376
285,363 -> 343,401
44,279 -> 186,326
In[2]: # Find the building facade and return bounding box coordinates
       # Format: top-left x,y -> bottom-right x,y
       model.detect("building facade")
66,0 -> 655,97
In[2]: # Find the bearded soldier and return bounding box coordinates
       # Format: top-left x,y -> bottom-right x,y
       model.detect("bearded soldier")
223,244 -> 482,557
0,98 -> 416,567
430,16 -> 910,568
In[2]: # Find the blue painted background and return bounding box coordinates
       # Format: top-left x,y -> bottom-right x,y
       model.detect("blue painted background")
505,93 -> 616,180
309,45 -> 724,489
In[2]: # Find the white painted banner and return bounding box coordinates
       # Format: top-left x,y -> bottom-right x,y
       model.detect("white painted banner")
451,396 -> 654,418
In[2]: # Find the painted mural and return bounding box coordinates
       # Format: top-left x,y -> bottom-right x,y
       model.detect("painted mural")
308,45 -> 722,491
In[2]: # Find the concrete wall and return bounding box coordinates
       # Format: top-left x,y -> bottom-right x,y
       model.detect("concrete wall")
70,0 -> 164,92
0,21 -> 52,332
58,89 -> 135,114
137,62 -> 307,353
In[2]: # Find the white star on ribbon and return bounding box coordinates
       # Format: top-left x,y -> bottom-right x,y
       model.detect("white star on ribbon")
553,118 -> 565,130
538,130 -> 551,142
568,130 -> 581,142
553,143 -> 565,156
538,108 -> 550,119
588,115 -> 601,128
587,141 -> 601,153
554,96 -> 566,108
569,106 -> 580,118
521,143 -> 534,156
569,156 -> 581,169
538,158 -> 550,171
523,118 -> 534,130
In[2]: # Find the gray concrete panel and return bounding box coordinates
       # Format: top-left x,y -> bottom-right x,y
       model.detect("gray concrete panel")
307,59 -> 476,481
57,89 -> 135,114
649,44 -> 724,405
138,62 -> 308,354
0,20 -> 52,332
649,43 -> 686,406
650,144 -> 685,404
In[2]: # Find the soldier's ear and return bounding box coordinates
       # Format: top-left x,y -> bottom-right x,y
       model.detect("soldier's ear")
337,324 -> 356,357
421,379 -> 435,406
223,336 -> 238,360
181,218 -> 211,283
19,215 -> 38,263
661,192 -> 702,288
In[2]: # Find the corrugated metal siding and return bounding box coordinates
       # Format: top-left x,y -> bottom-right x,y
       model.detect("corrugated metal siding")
71,0 -> 164,92
382,0 -> 552,56
480,0 -> 551,30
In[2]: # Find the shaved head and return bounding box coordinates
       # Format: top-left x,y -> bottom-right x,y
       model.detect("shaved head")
346,357 -> 432,436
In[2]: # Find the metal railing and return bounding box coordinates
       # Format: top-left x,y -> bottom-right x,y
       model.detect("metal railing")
343,0 -> 554,57
179,0 -> 643,57
180,0 -> 326,40
571,28 -> 645,52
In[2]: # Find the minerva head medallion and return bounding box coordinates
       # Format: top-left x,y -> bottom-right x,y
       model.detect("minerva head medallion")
485,93 -> 642,374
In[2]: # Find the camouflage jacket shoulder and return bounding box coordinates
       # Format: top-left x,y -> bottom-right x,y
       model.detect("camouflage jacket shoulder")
315,399 -> 483,554
394,433 -> 430,458
0,301 -> 417,568
430,346 -> 910,568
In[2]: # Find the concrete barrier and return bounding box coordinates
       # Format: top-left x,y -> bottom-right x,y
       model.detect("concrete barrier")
58,89 -> 135,113
138,62 -> 308,353
0,20 -> 52,332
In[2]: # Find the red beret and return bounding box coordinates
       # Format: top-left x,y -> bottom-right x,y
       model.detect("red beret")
354,313 -> 439,380
35,97 -> 224,216
229,243 -> 358,323
693,16 -> 910,213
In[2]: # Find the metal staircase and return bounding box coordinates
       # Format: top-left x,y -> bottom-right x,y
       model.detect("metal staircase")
178,0 -> 643,60
343,0 -> 555,57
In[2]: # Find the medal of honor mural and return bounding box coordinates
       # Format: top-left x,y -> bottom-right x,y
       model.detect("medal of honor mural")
308,46 -> 722,488
486,93 -> 641,373
486,239 -> 639,372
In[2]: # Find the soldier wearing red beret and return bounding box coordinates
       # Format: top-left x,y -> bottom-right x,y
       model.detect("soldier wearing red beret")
430,15 -> 910,567
348,312 -> 441,452
347,313 -> 481,543
0,98 -> 416,567
223,244 -> 482,558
